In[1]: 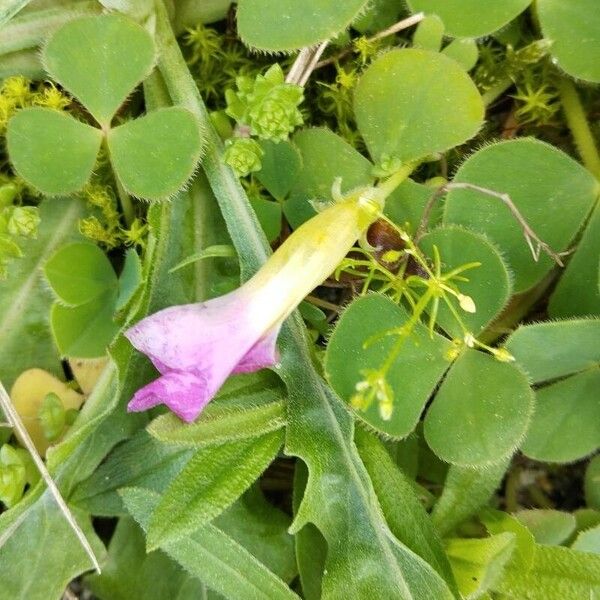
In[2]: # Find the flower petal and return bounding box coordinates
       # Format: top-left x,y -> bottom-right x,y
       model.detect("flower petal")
232,325 -> 281,374
127,370 -> 213,422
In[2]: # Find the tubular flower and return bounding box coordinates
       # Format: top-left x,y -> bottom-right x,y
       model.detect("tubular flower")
125,189 -> 384,422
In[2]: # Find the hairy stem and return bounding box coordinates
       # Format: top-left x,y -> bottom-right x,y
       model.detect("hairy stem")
557,77 -> 600,180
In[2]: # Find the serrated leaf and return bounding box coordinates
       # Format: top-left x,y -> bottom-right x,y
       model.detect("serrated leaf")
537,0 -> 600,83
407,0 -> 531,38
7,108 -> 102,195
505,319 -> 600,384
521,369 -> 600,463
107,107 -> 203,200
419,227 -> 512,337
43,14 -> 156,125
237,0 -> 369,52
44,241 -> 118,306
122,487 -> 299,600
354,48 -> 484,165
355,428 -> 458,592
257,139 -> 302,200
444,139 -> 599,293
284,128 -> 373,228
51,289 -> 119,358
146,430 -> 283,549
325,294 -> 451,439
0,198 -> 84,388
515,510 -> 577,546
424,349 -> 534,466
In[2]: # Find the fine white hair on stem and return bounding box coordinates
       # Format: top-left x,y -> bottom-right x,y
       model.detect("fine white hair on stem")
286,41 -> 329,87
0,381 -> 101,574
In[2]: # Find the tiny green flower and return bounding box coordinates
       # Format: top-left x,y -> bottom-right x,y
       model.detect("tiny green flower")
7,206 -> 40,238
223,137 -> 264,177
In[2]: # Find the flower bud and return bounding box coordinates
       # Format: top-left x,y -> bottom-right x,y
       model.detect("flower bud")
7,206 -> 40,238
223,138 -> 264,177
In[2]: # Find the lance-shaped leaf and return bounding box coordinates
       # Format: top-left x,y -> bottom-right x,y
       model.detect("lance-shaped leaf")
42,13 -> 156,126
7,108 -> 102,196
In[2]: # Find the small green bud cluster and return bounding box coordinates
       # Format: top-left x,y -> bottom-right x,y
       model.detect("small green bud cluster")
38,392 -> 78,443
351,369 -> 394,421
0,443 -> 39,508
224,64 -> 304,177
0,183 -> 40,279
223,138 -> 264,178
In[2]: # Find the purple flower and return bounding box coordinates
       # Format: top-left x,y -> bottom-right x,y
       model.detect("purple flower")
126,188 -> 384,422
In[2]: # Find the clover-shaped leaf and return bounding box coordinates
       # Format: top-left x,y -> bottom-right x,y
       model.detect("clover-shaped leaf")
6,15 -> 203,201
107,108 -> 203,201
7,108 -> 102,196
42,14 -> 156,127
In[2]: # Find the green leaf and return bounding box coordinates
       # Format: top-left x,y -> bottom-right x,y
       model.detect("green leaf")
148,400 -> 285,448
168,244 -> 236,274
521,369 -> 600,463
432,458 -> 511,536
572,525 -> 600,554
43,14 -> 156,125
505,319 -> 600,384
325,294 -> 451,439
537,0 -> 600,83
445,533 -> 516,599
0,198 -> 84,388
251,197 -> 282,243
444,139 -> 599,292
585,455 -> 600,511
7,108 -> 102,195
237,0 -> 369,51
71,430 -> 194,517
154,9 -> 456,597
214,487 -> 297,583
515,510 -> 577,546
419,227 -> 512,337
51,289 -> 119,358
385,179 -> 442,231
284,128 -> 373,228
87,517 -> 208,600
413,14 -> 444,51
0,492 -> 106,600
116,249 -> 143,311
354,48 -> 484,165
424,349 -> 534,466
442,38 -> 479,71
107,107 -> 203,200
44,241 -> 118,306
355,428 -> 458,592
550,203 -> 600,318
146,430 -> 283,549
407,0 -> 531,38
256,139 -> 302,200
493,544 -> 600,598
122,487 -> 299,600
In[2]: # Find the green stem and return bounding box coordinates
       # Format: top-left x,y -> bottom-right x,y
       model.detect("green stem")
101,136 -> 134,226
481,77 -> 513,107
557,77 -> 600,180
377,162 -> 416,200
